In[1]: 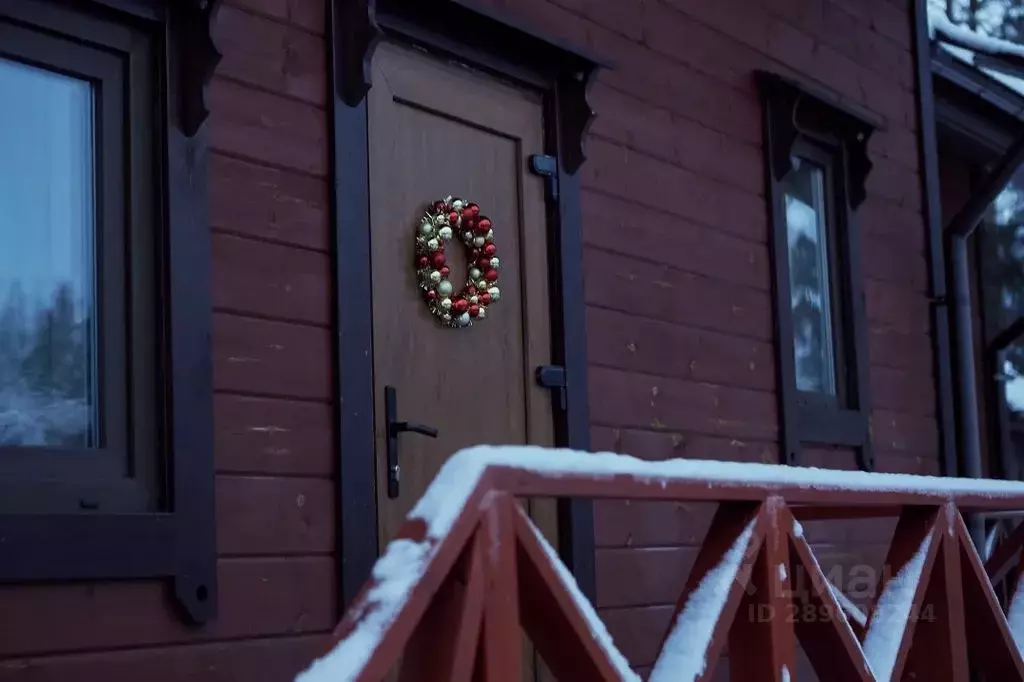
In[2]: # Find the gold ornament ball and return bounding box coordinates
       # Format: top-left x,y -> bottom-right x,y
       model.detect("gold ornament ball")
434,214 -> 447,227
429,270 -> 442,283
440,297 -> 452,310
469,295 -> 479,304
427,238 -> 439,250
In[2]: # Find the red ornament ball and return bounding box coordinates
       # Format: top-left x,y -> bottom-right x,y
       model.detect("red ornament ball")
440,266 -> 450,277
467,285 -> 477,296
464,217 -> 476,232
448,211 -> 459,224
480,293 -> 491,305
483,243 -> 497,256
425,290 -> 437,301
477,257 -> 491,269
431,252 -> 446,268
476,217 -> 491,234
485,269 -> 499,282
453,298 -> 469,314
465,203 -> 479,217
469,305 -> 480,318
417,256 -> 429,268
433,201 -> 445,211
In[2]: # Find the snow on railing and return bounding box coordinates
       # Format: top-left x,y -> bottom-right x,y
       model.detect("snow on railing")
297,445 -> 1024,681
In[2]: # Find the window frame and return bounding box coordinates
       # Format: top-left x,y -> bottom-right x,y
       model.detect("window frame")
0,0 -> 218,623
757,70 -> 878,471
0,7 -> 161,515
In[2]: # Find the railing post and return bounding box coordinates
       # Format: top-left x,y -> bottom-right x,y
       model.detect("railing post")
730,496 -> 797,682
476,491 -> 522,682
900,504 -> 969,681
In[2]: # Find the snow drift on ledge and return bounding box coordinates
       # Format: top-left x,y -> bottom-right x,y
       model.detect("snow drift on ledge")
295,444 -> 1024,682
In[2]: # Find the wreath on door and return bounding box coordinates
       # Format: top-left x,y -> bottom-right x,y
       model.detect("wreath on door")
414,196 -> 501,328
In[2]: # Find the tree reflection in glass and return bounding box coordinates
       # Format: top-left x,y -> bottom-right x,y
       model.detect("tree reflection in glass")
782,157 -> 836,397
0,57 -> 97,447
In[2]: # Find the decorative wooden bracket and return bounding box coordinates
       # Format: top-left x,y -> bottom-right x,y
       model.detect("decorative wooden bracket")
329,0 -> 607,175
332,0 -> 383,107
176,0 -> 225,137
558,65 -> 600,175
755,70 -> 880,209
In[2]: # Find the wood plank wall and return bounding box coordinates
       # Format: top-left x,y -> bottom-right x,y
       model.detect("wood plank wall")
0,0 -> 942,680
0,2 -> 335,679
465,0 -> 937,677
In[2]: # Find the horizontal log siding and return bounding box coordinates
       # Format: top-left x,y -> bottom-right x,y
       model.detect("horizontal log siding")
0,2 -> 335,680
465,0 -> 934,676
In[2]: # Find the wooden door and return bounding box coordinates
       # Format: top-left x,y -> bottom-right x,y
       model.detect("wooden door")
368,42 -> 556,546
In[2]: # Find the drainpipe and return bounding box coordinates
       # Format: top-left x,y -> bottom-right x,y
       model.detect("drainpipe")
911,0 -> 959,485
945,132 -> 1024,549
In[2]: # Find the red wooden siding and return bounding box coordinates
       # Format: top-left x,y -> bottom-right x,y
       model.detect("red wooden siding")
460,0 -> 936,677
0,1 -> 334,679
0,0 -> 941,680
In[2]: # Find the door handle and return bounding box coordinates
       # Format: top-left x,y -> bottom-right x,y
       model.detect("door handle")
385,385 -> 438,499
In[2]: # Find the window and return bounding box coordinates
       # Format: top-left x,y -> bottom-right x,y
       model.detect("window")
978,164 -> 1024,482
757,71 -> 878,470
0,9 -> 159,515
0,0 -> 218,623
782,155 -> 839,398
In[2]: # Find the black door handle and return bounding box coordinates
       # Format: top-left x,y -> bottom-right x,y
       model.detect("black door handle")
384,386 -> 438,499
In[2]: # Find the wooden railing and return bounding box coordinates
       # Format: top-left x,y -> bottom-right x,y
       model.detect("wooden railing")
296,446 -> 1024,682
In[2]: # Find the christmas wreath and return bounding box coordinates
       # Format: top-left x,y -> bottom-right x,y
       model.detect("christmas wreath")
415,196 -> 500,328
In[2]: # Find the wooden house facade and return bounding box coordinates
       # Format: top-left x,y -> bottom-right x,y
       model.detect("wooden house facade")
0,0 -> 1018,679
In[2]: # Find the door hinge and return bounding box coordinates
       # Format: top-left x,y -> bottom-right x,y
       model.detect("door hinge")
529,154 -> 559,201
536,364 -> 567,411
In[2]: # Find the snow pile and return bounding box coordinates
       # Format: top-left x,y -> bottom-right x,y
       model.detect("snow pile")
930,8 -> 1024,60
862,534 -> 934,680
0,387 -> 90,445
524,517 -> 640,681
929,6 -> 1024,97
648,519 -> 757,682
417,445 -> 1024,500
828,580 -> 869,628
1007,575 -> 1024,659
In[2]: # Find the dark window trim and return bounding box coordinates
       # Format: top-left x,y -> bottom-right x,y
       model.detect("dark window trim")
757,70 -> 876,471
329,0 -> 608,609
0,0 -> 221,624
0,6 -> 155,514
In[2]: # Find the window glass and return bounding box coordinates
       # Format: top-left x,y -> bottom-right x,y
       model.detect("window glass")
782,156 -> 837,396
980,167 -> 1024,339
0,57 -> 98,447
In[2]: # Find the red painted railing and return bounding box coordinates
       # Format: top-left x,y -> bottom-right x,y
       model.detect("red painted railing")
296,447 -> 1024,681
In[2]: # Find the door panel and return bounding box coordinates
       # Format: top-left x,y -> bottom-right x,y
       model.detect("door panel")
368,41 -> 555,547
